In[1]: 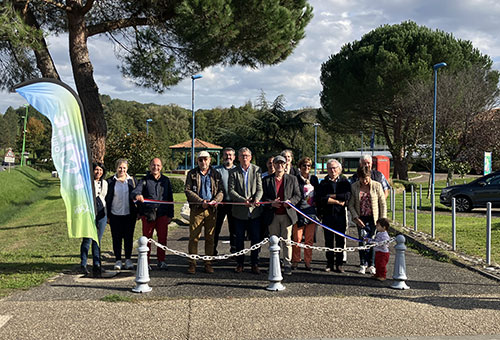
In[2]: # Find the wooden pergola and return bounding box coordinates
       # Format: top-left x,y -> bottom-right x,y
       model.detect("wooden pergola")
169,138 -> 223,169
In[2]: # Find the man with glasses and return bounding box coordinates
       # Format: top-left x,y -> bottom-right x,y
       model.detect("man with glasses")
184,151 -> 224,274
228,147 -> 263,274
262,155 -> 302,275
316,159 -> 351,273
350,155 -> 390,198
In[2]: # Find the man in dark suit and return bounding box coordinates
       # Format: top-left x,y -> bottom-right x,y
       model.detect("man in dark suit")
262,155 -> 302,275
228,147 -> 263,274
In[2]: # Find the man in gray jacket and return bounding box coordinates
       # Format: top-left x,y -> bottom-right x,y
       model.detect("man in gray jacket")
228,147 -> 263,274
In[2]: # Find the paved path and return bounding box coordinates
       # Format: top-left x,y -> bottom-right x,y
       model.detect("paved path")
1,223 -> 500,339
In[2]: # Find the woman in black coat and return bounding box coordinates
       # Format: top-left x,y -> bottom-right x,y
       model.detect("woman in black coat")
106,159 -> 137,270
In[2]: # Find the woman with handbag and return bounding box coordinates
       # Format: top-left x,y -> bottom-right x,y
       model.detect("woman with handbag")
80,163 -> 108,277
106,159 -> 137,270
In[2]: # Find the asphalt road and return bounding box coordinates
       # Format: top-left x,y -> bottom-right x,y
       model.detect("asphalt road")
1,222 -> 500,339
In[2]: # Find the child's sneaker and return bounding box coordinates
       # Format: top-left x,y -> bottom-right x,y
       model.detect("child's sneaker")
367,266 -> 376,275
358,265 -> 367,274
124,259 -> 134,270
114,260 -> 122,270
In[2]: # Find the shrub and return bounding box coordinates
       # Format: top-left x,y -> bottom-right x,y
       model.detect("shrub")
170,177 -> 185,193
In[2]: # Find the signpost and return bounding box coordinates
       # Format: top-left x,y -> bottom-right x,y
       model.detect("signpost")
4,148 -> 15,172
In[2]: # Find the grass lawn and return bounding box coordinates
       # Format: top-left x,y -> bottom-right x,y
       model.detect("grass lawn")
0,167 -> 186,297
389,178 -> 500,264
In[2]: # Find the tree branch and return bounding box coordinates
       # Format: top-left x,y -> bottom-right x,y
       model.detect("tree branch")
87,17 -> 152,36
81,0 -> 94,15
38,0 -> 72,11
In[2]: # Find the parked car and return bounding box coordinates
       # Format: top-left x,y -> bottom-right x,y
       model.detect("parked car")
440,171 -> 500,212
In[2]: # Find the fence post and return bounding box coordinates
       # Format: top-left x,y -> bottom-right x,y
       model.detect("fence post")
267,235 -> 285,291
486,202 -> 492,266
389,188 -> 393,212
402,189 -> 406,227
452,197 -> 456,251
419,184 -> 422,209
392,189 -> 396,222
132,236 -> 152,293
410,185 -> 414,210
390,235 -> 410,290
413,191 -> 417,232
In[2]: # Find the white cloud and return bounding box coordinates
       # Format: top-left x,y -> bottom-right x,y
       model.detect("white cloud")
3,0 -> 500,114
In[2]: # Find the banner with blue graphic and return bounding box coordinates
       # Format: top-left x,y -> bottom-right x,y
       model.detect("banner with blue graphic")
14,78 -> 98,242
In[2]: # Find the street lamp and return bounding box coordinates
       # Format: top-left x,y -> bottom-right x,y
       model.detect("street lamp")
431,62 -> 447,239
191,74 -> 202,169
313,123 -> 320,176
146,118 -> 153,135
20,104 -> 28,167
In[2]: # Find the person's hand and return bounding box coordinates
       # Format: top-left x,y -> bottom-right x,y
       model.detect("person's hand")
244,199 -> 252,207
355,218 -> 365,228
284,200 -> 292,209
202,200 -> 209,209
271,198 -> 281,209
135,195 -> 144,203
209,200 -> 218,206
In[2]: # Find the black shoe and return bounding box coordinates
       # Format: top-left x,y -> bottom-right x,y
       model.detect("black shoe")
80,265 -> 89,275
92,266 -> 102,278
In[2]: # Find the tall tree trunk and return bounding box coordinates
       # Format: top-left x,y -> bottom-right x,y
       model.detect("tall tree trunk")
67,3 -> 106,163
392,152 -> 409,180
23,8 -> 60,80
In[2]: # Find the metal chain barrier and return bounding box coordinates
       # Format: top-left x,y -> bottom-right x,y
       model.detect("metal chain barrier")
148,238 -> 270,261
280,236 -> 396,253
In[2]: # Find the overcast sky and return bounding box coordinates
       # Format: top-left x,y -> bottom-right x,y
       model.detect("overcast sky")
2,0 -> 500,114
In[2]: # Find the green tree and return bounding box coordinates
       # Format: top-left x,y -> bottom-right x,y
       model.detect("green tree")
403,66 -> 499,180
104,131 -> 158,176
320,21 -> 497,179
0,107 -> 19,151
23,116 -> 50,161
1,0 -> 313,162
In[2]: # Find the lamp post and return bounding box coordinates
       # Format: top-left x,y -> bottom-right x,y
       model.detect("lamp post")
146,118 -> 153,135
20,104 -> 28,167
191,74 -> 202,169
313,123 -> 320,176
431,62 -> 447,239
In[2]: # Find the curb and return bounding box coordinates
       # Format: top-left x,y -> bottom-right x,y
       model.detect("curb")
389,223 -> 500,283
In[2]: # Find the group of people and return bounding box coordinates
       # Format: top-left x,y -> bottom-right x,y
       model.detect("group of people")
80,148 -> 392,281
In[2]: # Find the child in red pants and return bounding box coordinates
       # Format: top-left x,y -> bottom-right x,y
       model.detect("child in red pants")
366,218 -> 391,281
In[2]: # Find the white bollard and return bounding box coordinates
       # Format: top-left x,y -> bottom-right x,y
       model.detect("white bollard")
390,235 -> 410,290
132,236 -> 152,293
267,235 -> 285,291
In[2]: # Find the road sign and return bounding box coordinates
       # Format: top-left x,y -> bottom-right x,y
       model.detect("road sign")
4,148 -> 15,163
